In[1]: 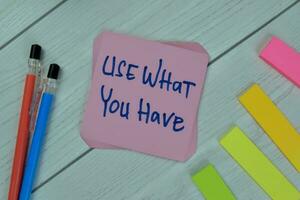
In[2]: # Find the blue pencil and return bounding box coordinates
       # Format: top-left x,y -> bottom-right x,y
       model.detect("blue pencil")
19,64 -> 60,200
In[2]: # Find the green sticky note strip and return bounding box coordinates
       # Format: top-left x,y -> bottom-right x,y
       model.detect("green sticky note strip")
192,164 -> 236,200
220,126 -> 300,200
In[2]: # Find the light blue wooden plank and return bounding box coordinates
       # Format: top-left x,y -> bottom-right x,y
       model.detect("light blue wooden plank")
0,0 -> 64,48
0,0 -> 298,199
31,2 -> 300,200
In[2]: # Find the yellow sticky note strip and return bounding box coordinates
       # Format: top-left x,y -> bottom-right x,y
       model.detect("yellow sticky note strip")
220,126 -> 300,200
239,84 -> 300,172
192,164 -> 236,200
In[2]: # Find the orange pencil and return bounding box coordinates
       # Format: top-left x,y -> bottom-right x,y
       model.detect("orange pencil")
8,45 -> 42,200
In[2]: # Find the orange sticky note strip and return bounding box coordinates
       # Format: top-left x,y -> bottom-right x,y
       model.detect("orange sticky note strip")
239,84 -> 300,172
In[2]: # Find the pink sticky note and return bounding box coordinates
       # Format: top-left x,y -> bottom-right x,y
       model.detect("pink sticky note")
81,31 -> 208,161
260,36 -> 300,88
90,36 -> 207,158
90,36 -> 208,153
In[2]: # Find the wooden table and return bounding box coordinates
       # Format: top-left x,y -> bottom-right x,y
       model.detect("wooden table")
1,0 -> 299,199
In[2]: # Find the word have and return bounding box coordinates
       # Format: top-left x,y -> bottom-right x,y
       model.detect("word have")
101,55 -> 196,98
138,98 -> 184,132
100,84 -> 185,133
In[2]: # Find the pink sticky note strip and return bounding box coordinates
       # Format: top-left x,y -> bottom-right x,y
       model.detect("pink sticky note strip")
81,31 -> 208,161
260,36 -> 300,88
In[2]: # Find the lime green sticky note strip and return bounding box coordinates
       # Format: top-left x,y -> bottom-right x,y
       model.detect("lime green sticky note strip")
220,126 -> 300,200
192,164 -> 236,200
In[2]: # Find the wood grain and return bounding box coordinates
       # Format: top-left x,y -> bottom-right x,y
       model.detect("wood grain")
0,0 -> 299,199
0,0 -> 64,48
31,3 -> 300,200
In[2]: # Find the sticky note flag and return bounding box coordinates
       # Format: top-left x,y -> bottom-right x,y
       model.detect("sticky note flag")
239,84 -> 300,172
192,164 -> 236,200
220,126 -> 300,200
81,31 -> 209,161
260,36 -> 300,88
